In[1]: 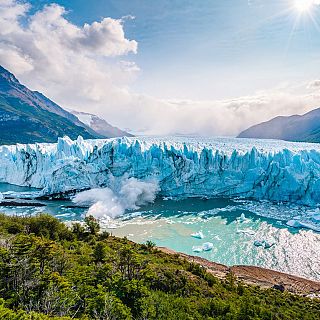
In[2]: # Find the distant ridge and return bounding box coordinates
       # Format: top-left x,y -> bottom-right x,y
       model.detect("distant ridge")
238,107 -> 320,143
71,110 -> 133,138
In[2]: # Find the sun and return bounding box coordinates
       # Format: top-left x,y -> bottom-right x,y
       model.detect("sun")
294,0 -> 313,13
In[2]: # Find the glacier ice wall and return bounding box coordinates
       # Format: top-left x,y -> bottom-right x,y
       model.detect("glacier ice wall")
1,135 -> 320,206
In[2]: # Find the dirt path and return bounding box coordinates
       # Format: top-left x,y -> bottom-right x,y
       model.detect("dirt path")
158,247 -> 320,295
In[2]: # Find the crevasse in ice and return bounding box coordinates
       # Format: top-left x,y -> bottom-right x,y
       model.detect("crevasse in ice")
0,135 -> 320,206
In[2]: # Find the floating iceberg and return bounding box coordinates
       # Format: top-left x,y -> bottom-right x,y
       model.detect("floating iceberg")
263,241 -> 275,249
254,240 -> 275,249
1,136 -> 320,206
191,231 -> 204,239
202,242 -> 214,251
312,214 -> 320,222
287,219 -> 320,232
253,240 -> 264,247
192,246 -> 203,253
311,209 -> 320,222
286,219 -> 302,228
238,213 -> 250,223
192,242 -> 214,253
237,228 -> 255,236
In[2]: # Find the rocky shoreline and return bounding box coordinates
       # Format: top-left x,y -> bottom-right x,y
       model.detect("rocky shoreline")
158,246 -> 320,296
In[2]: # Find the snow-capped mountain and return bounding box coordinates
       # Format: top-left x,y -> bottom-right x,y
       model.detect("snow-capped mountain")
0,65 -> 103,144
238,108 -> 320,143
71,110 -> 132,138
1,135 -> 320,206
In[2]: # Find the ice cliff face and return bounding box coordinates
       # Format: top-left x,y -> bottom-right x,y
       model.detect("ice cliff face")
1,136 -> 320,206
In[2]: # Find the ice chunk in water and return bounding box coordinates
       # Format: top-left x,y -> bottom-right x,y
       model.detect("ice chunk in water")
192,246 -> 203,253
287,219 -> 320,232
254,240 -> 264,247
237,228 -> 255,236
299,222 -> 320,232
254,240 -> 275,249
191,231 -> 204,239
311,209 -> 320,222
202,242 -> 214,251
237,213 -> 251,224
263,241 -> 275,249
286,220 -> 302,228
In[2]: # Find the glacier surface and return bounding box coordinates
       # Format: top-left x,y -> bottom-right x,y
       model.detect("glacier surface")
1,135 -> 320,206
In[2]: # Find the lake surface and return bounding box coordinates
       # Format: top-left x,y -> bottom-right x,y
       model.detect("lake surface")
1,183 -> 320,281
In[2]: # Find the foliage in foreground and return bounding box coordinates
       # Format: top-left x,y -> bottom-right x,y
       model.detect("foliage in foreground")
0,213 -> 318,319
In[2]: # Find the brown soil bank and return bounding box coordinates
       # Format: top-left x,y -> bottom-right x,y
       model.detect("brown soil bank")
158,247 -> 320,296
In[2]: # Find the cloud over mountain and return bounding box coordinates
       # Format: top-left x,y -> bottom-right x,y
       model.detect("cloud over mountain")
0,0 -> 138,113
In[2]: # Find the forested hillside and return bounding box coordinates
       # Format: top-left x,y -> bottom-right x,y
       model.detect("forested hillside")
0,214 -> 319,319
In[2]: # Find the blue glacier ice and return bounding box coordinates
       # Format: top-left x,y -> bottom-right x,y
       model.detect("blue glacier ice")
0,135 -> 320,206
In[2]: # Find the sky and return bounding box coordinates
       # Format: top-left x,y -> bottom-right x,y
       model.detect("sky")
1,0 -> 320,136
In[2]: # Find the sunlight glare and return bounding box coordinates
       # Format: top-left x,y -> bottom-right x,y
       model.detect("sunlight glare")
294,0 -> 314,13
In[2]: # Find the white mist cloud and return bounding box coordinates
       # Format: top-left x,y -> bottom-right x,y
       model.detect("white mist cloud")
73,177 -> 159,219
109,89 -> 320,136
1,0 -> 320,136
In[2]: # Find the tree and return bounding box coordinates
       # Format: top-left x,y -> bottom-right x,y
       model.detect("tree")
144,240 -> 155,252
72,222 -> 85,239
93,242 -> 107,263
84,216 -> 100,235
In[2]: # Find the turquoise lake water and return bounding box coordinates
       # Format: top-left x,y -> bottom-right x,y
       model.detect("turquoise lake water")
1,183 -> 320,281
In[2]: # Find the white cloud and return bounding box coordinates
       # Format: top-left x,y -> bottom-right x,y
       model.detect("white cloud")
115,90 -> 320,136
0,0 -> 29,34
1,1 -> 320,137
308,79 -> 320,89
0,0 -> 138,109
27,4 -> 137,57
0,45 -> 33,73
80,18 -> 137,56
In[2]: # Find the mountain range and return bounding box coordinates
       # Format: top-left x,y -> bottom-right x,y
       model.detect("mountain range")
71,110 -> 133,138
4,63 -> 319,145
0,65 -> 131,145
238,108 -> 320,143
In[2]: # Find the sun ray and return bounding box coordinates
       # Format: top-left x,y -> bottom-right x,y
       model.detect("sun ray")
307,8 -> 320,32
284,13 -> 301,57
294,0 -> 313,12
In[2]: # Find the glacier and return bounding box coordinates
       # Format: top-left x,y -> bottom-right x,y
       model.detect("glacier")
0,135 -> 320,206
